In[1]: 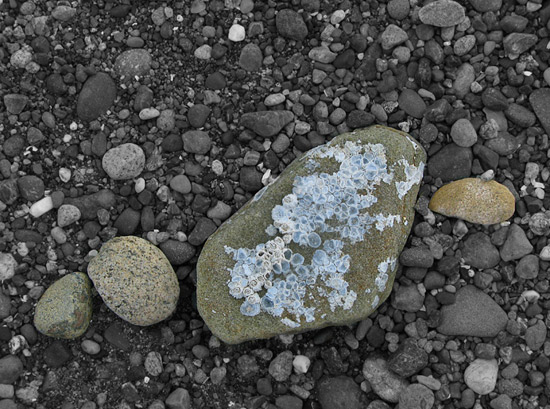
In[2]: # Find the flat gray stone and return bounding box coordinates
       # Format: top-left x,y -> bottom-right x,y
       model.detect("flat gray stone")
530,89 -> 550,135
438,285 -> 508,337
240,111 -> 294,138
500,224 -> 533,262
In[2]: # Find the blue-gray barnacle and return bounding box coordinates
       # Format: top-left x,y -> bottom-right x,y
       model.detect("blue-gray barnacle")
284,249 -> 292,260
281,260 -> 291,273
273,263 -> 282,274
290,253 -> 305,266
240,300 -> 261,316
307,232 -> 322,248
261,296 -> 275,310
313,249 -> 329,266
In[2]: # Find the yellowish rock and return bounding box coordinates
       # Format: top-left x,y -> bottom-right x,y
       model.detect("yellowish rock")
34,272 -> 93,339
88,236 -> 179,326
429,178 -> 515,224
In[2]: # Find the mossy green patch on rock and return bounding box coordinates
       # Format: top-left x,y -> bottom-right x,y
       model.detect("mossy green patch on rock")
197,126 -> 426,344
34,272 -> 93,339
88,236 -> 179,326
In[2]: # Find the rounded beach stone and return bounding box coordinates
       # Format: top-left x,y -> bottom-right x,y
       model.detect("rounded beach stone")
419,0 -> 465,27
76,73 -> 117,122
33,272 -> 93,339
87,236 -> 179,326
0,253 -> 17,281
114,49 -> 152,78
102,143 -> 146,180
464,359 -> 498,395
399,384 -> 435,409
276,9 -> 308,41
197,125 -> 426,344
437,285 -> 507,337
239,44 -> 263,72
429,178 -> 515,225
450,119 -> 477,148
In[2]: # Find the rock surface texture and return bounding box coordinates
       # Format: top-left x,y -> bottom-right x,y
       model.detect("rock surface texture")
197,126 -> 426,343
87,236 -> 179,326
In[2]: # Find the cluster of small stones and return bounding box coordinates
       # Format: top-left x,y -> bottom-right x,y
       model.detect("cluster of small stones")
224,139 -> 423,328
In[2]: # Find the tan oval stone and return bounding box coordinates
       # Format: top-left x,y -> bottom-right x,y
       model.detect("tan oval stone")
429,178 -> 515,225
88,236 -> 179,326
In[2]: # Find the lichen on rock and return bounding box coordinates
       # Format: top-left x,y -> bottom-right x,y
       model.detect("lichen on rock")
197,126 -> 426,344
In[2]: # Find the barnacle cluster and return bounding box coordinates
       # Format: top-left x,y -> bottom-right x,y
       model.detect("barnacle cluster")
225,140 -> 420,328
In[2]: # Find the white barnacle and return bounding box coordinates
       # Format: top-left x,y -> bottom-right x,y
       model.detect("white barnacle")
247,293 -> 261,305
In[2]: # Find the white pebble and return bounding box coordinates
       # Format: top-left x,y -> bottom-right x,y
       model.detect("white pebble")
293,355 -> 310,374
540,245 -> 550,261
194,44 -> 212,59
81,340 -> 101,355
139,108 -> 160,120
135,178 -> 146,193
330,10 -> 346,25
59,168 -> 71,183
0,253 -> 17,282
30,196 -> 54,218
211,159 -> 223,175
228,24 -> 246,41
145,351 -> 163,377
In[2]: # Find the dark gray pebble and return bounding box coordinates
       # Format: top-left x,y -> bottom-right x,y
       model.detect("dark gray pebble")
160,240 -> 196,265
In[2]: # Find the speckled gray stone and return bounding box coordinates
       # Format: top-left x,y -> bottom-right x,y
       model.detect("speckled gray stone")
102,143 -> 146,180
197,126 -> 426,344
88,236 -> 179,326
114,49 -> 152,78
34,272 -> 93,339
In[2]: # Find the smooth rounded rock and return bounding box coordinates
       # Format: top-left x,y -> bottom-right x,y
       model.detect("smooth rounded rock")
0,253 -> 17,281
87,236 -> 179,326
429,178 -> 515,225
399,384 -> 435,409
239,44 -> 263,72
451,119 -> 478,148
170,175 -> 192,194
114,49 -> 152,78
419,0 -> 465,27
462,233 -> 500,269
464,359 -> 498,395
317,376 -> 362,409
34,272 -> 93,339
228,24 -> 245,41
182,130 -> 211,154
0,356 -> 23,384
276,9 -> 308,41
57,204 -> 82,227
438,285 -> 507,337
102,143 -> 146,180
427,144 -> 472,182
76,73 -> 116,122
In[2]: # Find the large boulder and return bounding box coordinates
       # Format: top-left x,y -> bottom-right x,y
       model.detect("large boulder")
88,236 -> 179,326
197,126 -> 426,344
